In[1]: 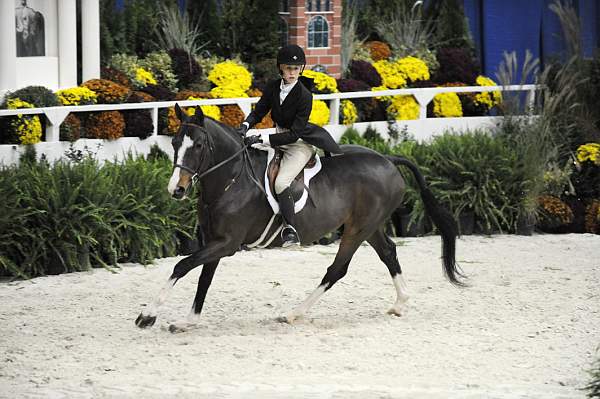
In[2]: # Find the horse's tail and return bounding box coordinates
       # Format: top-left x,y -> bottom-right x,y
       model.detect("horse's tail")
386,155 -> 466,287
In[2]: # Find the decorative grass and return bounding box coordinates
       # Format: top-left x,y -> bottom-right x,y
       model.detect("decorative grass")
0,150 -> 196,278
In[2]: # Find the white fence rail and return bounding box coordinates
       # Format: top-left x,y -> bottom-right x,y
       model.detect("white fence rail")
0,84 -> 539,165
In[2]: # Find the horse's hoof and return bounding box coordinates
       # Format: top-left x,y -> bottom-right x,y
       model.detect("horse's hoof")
386,306 -> 405,317
135,313 -> 156,328
277,314 -> 302,324
168,323 -> 192,334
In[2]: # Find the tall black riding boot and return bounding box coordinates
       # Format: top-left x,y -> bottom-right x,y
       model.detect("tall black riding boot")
278,187 -> 300,247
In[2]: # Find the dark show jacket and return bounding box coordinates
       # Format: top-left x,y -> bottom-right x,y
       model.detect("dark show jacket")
244,78 -> 343,154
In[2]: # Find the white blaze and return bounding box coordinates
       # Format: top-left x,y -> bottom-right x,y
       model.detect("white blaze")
167,135 -> 194,195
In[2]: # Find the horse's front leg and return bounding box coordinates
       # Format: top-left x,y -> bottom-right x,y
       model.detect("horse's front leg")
168,260 -> 219,333
135,239 -> 237,329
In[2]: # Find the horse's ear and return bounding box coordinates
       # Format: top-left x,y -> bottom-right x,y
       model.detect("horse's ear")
192,105 -> 204,123
174,103 -> 184,121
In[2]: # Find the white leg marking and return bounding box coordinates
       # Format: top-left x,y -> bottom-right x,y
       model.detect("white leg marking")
285,284 -> 328,323
167,135 -> 194,195
387,274 -> 410,316
169,306 -> 203,333
142,278 -> 177,318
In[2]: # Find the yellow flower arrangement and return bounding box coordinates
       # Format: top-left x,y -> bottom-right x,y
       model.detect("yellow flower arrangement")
185,96 -> 222,121
396,56 -> 430,83
387,95 -> 420,120
309,100 -> 330,126
372,60 -> 407,89
301,70 -> 338,93
15,115 -> 42,144
7,98 -> 33,110
210,86 -> 249,99
7,98 -> 42,144
474,75 -> 502,109
135,67 -> 157,86
207,61 -> 252,94
371,85 -> 393,102
433,92 -> 463,118
576,143 -> 600,165
56,87 -> 98,106
341,100 -> 358,125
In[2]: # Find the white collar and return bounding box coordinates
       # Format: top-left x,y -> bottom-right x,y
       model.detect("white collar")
280,79 -> 298,92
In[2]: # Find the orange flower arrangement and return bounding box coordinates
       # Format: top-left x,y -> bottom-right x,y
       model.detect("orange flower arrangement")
584,200 -> 600,234
365,41 -> 392,61
254,111 -> 274,129
175,90 -> 212,100
60,114 -> 82,141
86,111 -> 125,139
128,91 -> 155,103
247,88 -> 263,98
220,105 -> 245,127
537,195 -> 574,230
81,79 -> 130,104
167,107 -> 180,135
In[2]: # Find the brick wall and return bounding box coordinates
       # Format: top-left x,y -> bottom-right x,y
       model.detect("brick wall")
280,0 -> 342,78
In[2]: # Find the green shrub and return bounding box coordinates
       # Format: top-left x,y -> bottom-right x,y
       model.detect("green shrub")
585,354 -> 600,398
340,127 -> 525,234
428,132 -> 526,233
0,85 -> 60,108
0,153 -> 196,278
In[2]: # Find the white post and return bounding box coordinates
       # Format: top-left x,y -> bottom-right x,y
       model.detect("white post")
58,0 -> 78,88
412,92 -> 435,120
0,1 -> 17,96
329,98 -> 340,125
81,0 -> 101,82
152,106 -> 159,136
45,108 -> 70,142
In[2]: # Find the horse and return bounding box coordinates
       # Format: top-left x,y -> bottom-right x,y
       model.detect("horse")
135,104 -> 465,332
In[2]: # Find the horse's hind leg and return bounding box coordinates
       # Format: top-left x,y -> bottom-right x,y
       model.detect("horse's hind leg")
284,235 -> 361,323
168,261 -> 219,333
367,229 -> 409,316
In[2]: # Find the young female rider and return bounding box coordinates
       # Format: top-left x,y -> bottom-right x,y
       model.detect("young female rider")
238,44 -> 342,247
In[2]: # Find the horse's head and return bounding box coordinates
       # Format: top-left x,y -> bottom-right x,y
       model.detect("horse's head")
167,103 -> 214,199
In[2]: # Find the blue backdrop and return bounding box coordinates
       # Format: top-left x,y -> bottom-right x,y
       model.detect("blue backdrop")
464,0 -> 599,82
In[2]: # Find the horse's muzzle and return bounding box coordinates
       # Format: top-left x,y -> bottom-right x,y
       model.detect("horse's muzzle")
172,186 -> 186,199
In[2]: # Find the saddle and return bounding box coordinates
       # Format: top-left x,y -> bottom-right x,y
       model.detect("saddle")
267,148 -> 317,201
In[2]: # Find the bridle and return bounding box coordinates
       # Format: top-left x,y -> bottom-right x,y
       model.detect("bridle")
174,122 -> 266,196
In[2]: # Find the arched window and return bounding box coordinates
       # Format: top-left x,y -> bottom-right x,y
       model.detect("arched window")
278,17 -> 289,47
307,16 -> 329,48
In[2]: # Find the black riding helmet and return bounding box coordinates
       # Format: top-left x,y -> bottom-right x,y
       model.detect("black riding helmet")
276,44 -> 314,89
277,45 -> 306,66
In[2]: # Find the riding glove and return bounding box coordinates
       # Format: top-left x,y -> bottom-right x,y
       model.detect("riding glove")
244,135 -> 262,146
236,123 -> 249,137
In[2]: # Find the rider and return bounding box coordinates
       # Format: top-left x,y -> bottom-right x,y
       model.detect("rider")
238,44 -> 342,247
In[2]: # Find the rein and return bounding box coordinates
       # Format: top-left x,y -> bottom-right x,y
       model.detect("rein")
175,122 -> 267,197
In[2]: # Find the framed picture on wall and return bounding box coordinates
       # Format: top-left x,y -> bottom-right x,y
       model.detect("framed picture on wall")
15,0 -> 57,58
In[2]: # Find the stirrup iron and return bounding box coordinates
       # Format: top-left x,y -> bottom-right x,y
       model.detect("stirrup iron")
281,224 -> 300,247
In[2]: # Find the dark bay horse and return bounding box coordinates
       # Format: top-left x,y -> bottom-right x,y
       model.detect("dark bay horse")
135,104 -> 464,332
